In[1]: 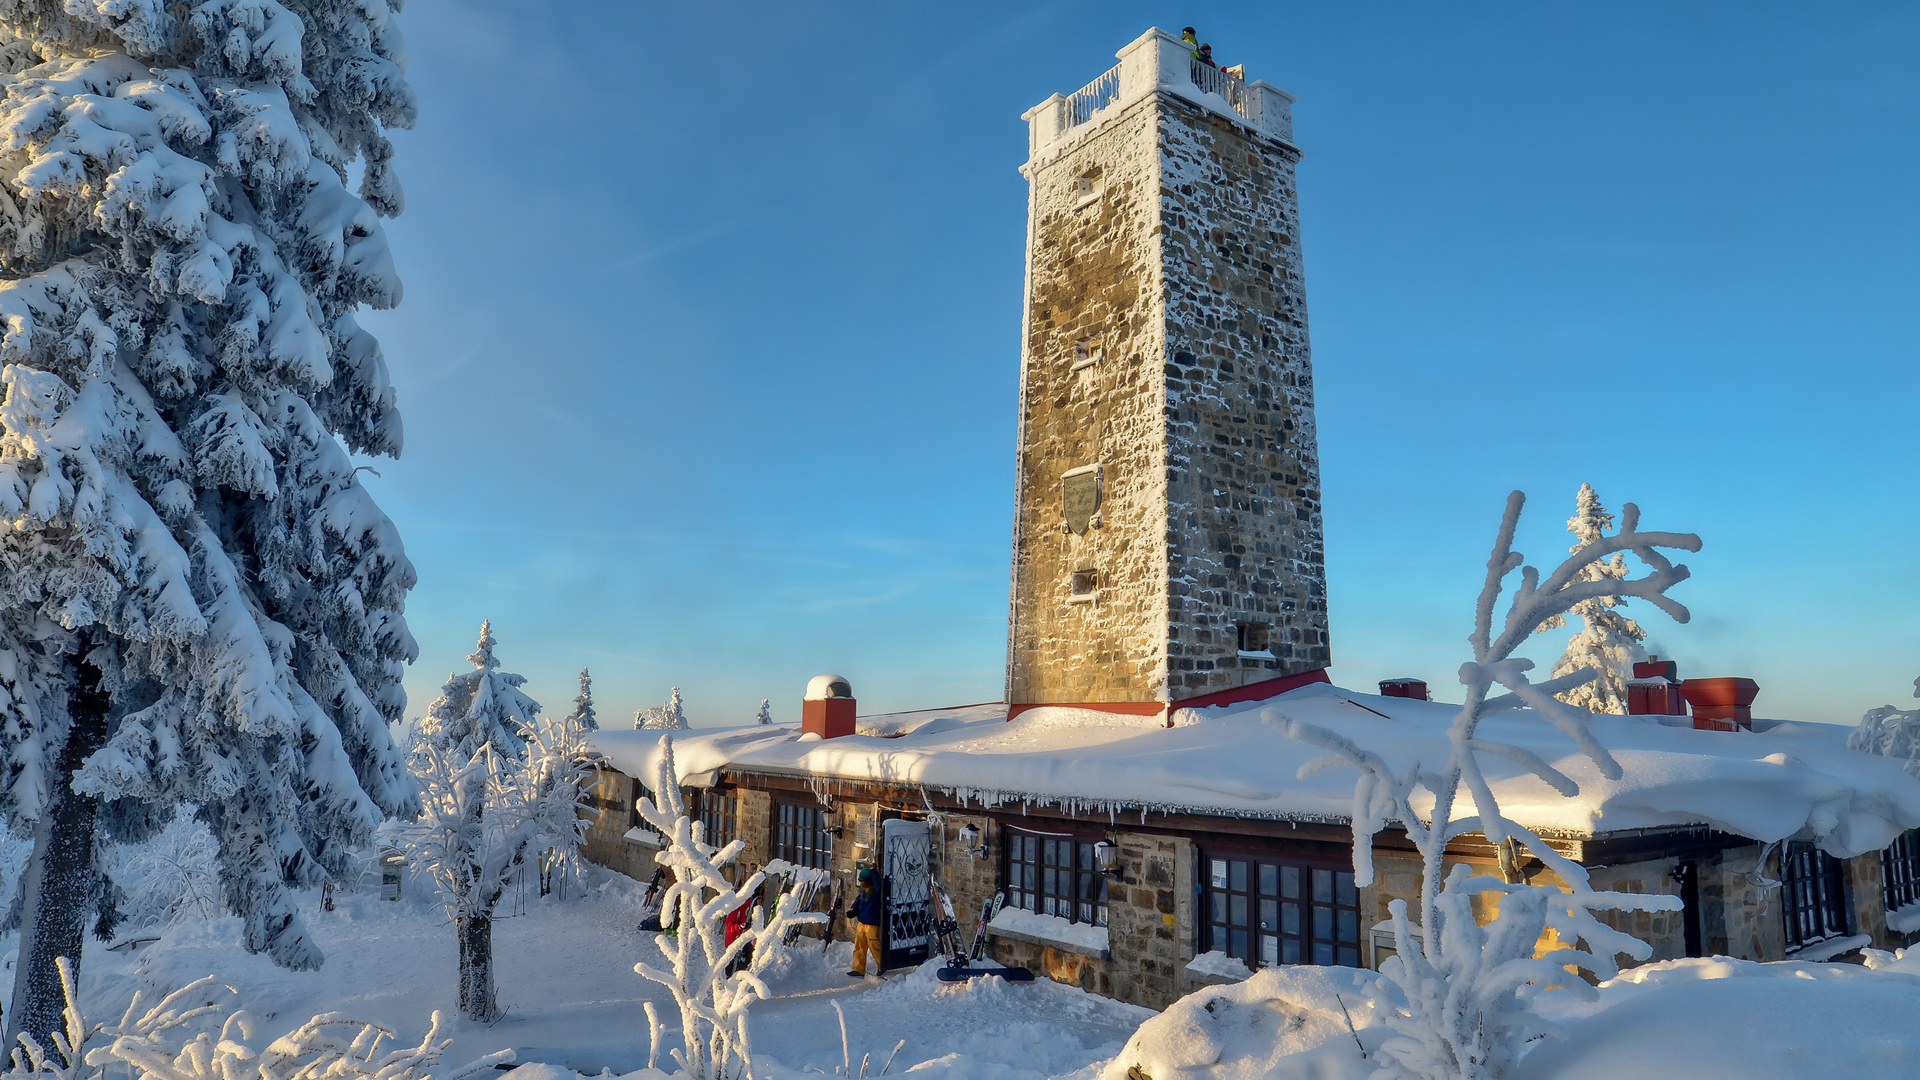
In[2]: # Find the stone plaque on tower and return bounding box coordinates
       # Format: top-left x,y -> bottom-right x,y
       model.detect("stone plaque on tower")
1006,28 -> 1330,716
1062,468 -> 1100,535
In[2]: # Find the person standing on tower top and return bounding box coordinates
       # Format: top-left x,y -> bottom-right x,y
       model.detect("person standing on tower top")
1183,26 -> 1201,56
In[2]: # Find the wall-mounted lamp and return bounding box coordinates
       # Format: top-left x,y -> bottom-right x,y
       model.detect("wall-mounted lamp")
958,823 -> 989,860
1094,837 -> 1123,879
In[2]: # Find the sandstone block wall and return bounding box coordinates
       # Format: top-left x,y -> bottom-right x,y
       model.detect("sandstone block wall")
1158,97 -> 1328,694
1009,86 -> 1327,707
580,766 -> 661,884
1009,95 -> 1169,704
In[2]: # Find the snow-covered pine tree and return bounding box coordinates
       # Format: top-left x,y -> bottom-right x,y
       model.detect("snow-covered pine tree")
754,699 -> 771,725
0,0 -> 418,1044
1849,677 -> 1920,778
636,686 -> 688,730
1534,483 -> 1647,714
415,622 -> 539,758
564,667 -> 597,732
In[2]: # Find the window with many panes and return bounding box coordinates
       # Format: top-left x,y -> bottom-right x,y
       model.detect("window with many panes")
1005,830 -> 1108,926
773,800 -> 833,869
1884,831 -> 1920,916
1781,840 -> 1850,950
691,788 -> 737,847
627,777 -> 662,839
1204,852 -> 1360,968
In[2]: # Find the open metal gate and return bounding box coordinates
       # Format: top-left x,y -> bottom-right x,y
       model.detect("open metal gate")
882,817 -> 931,970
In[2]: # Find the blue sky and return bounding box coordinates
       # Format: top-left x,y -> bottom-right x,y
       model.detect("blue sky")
359,2 -> 1919,728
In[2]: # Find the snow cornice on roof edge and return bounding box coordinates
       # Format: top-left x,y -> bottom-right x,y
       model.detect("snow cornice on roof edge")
580,688 -> 1920,862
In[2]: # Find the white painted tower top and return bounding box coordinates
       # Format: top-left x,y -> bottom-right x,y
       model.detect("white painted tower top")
1022,27 -> 1297,167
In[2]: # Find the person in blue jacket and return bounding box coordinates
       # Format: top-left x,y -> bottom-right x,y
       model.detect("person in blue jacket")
847,867 -> 886,977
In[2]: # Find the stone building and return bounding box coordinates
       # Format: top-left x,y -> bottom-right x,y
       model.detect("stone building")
1007,28 -> 1329,716
575,29 -> 1920,1014
580,688 -> 1920,1012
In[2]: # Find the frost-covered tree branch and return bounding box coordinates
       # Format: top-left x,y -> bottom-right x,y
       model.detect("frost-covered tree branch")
0,955 -> 509,1080
1274,490 -> 1700,1080
632,736 -> 826,1080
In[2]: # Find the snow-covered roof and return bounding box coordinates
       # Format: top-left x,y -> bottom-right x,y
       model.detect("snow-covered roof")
582,684 -> 1920,859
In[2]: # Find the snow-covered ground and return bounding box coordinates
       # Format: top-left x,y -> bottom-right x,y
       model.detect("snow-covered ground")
27,867 -> 1920,1080
56,871 -> 1147,1080
1103,953 -> 1920,1080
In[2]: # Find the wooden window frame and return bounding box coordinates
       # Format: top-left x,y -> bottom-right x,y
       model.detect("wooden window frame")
773,798 -> 833,870
1885,830 -> 1920,917
1202,848 -> 1361,969
692,788 -> 738,848
1003,827 -> 1108,927
1781,840 -> 1850,950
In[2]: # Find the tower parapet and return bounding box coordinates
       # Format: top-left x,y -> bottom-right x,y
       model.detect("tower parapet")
1006,28 -> 1329,718
1022,28 -> 1296,165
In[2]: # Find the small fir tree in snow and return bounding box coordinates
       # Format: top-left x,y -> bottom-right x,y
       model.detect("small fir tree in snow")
389,627 -> 570,1022
632,736 -> 826,1080
636,687 -> 689,730
1534,483 -> 1647,714
564,668 -> 598,732
1848,676 -> 1920,778
1278,491 -> 1700,1080
0,0 -> 418,1044
385,711 -> 593,1023
754,699 -> 772,726
415,622 -> 539,757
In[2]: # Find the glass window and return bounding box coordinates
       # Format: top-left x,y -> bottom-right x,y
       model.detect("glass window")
1781,841 -> 1849,950
627,777 -> 662,840
1884,831 -> 1920,916
774,800 -> 832,869
1006,829 -> 1107,927
1204,851 -> 1359,969
691,788 -> 737,847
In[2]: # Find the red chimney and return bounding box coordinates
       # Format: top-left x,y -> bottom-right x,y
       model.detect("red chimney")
1681,678 -> 1759,732
1627,656 -> 1687,717
1379,679 -> 1428,701
802,674 -> 856,739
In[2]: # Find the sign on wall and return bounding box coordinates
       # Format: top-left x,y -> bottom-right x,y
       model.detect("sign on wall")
1062,464 -> 1102,535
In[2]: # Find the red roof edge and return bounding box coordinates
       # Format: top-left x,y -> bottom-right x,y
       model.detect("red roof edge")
1006,668 -> 1332,724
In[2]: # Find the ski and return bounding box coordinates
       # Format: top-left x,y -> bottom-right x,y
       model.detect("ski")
960,890 -> 1004,966
822,876 -> 846,953
927,880 -> 963,966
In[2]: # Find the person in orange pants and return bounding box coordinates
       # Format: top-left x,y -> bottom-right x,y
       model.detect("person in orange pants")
848,867 -> 885,977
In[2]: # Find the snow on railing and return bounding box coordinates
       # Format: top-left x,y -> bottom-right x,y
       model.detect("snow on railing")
1189,61 -> 1250,116
1025,29 -> 1294,158
1065,63 -> 1122,129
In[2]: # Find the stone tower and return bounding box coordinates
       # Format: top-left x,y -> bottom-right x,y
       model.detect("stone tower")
1006,28 -> 1329,716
